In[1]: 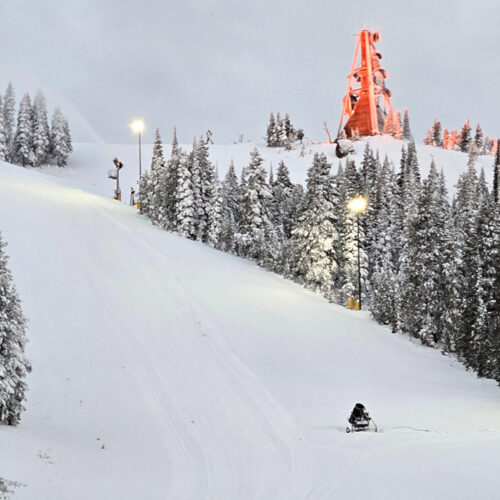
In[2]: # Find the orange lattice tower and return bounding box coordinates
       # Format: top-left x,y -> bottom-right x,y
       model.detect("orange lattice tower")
337,30 -> 393,138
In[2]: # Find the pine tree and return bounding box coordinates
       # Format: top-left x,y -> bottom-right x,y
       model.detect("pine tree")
189,138 -> 203,237
493,142 -> 499,204
474,124 -> 483,153
219,163 -> 239,253
0,96 -> 6,161
468,190 -> 498,377
14,93 -> 34,167
3,83 -> 16,162
293,153 -> 338,297
488,208 -> 500,381
442,128 -> 450,149
383,108 -> 395,136
370,162 -> 399,330
32,90 -> 50,166
278,113 -> 289,148
269,160 -> 302,275
402,108 -> 412,141
207,174 -> 224,249
175,150 -> 197,239
161,128 -> 182,230
423,128 -> 433,146
431,119 -> 442,147
266,113 -> 276,147
453,162 -> 480,362
449,130 -> 460,151
236,149 -> 277,267
393,110 -> 402,140
284,113 -> 295,145
398,161 -> 456,345
137,170 -> 152,217
147,128 -> 166,224
49,108 -> 71,167
0,233 -> 31,425
459,119 -> 472,153
196,137 -> 215,242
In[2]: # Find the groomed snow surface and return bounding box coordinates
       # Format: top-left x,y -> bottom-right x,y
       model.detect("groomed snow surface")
0,139 -> 499,499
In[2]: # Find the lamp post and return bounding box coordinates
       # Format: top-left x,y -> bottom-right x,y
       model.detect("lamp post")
347,195 -> 368,310
130,119 -> 145,179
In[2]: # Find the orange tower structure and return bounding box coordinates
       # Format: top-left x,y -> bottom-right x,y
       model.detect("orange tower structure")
338,30 -> 393,138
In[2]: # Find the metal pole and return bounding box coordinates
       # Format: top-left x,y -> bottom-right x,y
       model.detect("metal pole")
138,131 -> 142,179
116,167 -> 120,199
357,215 -> 362,310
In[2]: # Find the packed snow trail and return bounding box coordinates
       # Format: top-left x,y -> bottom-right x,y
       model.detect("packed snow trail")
0,160 -> 499,499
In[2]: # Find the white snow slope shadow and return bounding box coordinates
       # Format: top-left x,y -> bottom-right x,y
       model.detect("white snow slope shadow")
0,161 -> 499,499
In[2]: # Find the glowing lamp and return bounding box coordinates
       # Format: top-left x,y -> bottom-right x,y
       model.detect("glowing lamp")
130,119 -> 145,134
347,195 -> 368,214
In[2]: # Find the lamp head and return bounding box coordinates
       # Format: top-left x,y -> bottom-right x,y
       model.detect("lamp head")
130,119 -> 145,134
347,195 -> 368,214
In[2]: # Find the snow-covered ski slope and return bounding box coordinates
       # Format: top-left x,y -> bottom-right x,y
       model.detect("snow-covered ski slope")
0,141 -> 499,499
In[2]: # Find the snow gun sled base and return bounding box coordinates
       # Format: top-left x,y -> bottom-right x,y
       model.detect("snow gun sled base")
346,403 -> 378,433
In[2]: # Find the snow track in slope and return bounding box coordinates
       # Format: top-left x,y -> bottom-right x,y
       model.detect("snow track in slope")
0,164 -> 317,498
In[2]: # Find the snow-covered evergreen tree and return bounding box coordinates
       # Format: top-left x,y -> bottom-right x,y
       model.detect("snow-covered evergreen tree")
236,149 -> 277,267
459,119 -> 472,153
398,161 -> 457,345
0,233 -> 31,425
189,138 -> 204,238
196,137 -> 215,242
137,170 -> 152,217
3,83 -> 16,162
468,189 -> 498,377
49,108 -> 71,167
493,144 -> 499,204
431,119 -> 442,147
402,108 -> 412,141
266,113 -> 276,147
175,150 -> 197,240
382,108 -> 395,136
161,128 -> 182,230
370,161 -> 399,330
147,128 -> 167,224
207,173 -> 224,249
219,163 -> 239,253
0,96 -> 6,162
452,162 -> 480,360
32,90 -> 50,166
474,123 -> 483,152
269,160 -> 303,275
14,93 -> 34,167
393,110 -> 402,140
293,153 -> 338,297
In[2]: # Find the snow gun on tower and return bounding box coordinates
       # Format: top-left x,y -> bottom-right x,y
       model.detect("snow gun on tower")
337,30 -> 393,141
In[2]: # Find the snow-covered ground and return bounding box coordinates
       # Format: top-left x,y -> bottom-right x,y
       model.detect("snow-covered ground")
0,141 -> 499,499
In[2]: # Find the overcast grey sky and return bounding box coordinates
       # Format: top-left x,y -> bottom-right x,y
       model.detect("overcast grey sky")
1,0 -> 499,144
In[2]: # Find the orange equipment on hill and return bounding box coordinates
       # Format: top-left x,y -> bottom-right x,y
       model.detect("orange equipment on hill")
337,30 -> 393,138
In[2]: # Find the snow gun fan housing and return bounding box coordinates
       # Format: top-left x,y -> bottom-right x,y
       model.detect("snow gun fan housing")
338,30 -> 393,138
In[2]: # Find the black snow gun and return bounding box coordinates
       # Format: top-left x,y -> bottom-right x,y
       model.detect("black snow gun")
109,158 -> 124,201
346,403 -> 378,433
